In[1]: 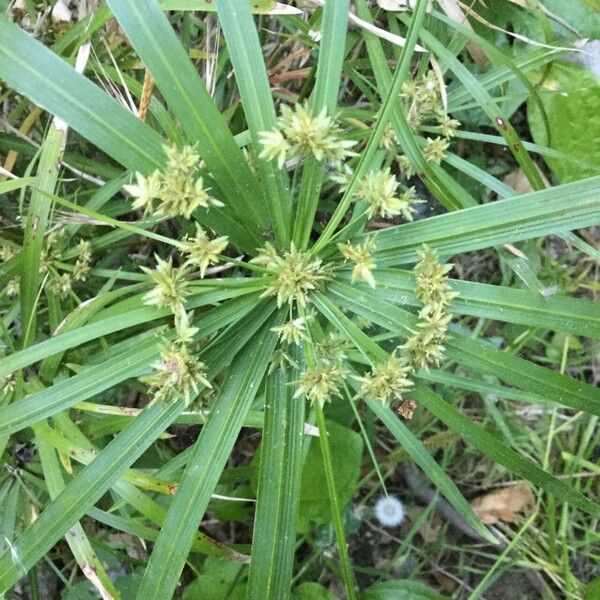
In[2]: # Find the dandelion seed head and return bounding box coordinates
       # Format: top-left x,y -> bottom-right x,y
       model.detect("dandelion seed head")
374,495 -> 405,528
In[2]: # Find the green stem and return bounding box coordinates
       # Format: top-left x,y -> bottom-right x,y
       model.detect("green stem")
315,405 -> 357,600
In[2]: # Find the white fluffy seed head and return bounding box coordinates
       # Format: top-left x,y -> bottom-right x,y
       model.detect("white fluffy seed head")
374,495 -> 405,528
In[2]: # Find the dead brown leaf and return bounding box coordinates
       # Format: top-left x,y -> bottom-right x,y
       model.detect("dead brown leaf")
433,570 -> 459,594
503,167 -> 550,195
471,482 -> 535,525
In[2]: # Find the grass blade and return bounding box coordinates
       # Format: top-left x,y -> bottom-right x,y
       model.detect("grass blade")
247,365 -> 305,599
34,430 -> 121,599
20,126 -> 64,348
0,17 -> 164,172
135,314 -> 281,599
0,401 -> 185,593
372,175 -> 600,264
293,0 -> 350,248
215,0 -> 291,247
412,384 -> 600,517
105,0 -> 268,239
315,405 -> 358,599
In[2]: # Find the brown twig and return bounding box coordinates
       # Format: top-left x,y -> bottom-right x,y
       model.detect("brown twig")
138,70 -> 155,123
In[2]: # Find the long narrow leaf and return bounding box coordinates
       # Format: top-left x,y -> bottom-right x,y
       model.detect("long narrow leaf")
0,17 -> 164,172
293,0 -> 350,248
247,365 -> 305,599
372,175 -> 600,264
412,384 -> 599,517
105,0 -> 268,240
215,0 -> 291,247
0,401 -> 185,593
135,314 -> 281,599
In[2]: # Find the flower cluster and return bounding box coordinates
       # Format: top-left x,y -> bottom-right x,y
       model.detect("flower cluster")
339,237 -> 377,288
138,254 -> 211,404
402,245 -> 455,371
72,240 -> 92,281
294,360 -> 346,409
124,144 -> 223,218
413,244 -> 457,311
358,245 -> 456,413
389,70 -> 460,167
4,229 -> 95,300
141,255 -> 192,319
140,338 -> 210,406
259,103 -> 357,168
1,245 -> 19,298
272,315 -> 311,346
256,243 -> 330,308
355,169 -> 421,221
359,352 -> 413,406
181,223 -> 228,278
400,71 -> 451,131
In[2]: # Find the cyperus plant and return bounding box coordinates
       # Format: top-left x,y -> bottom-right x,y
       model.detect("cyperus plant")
0,0 -> 599,598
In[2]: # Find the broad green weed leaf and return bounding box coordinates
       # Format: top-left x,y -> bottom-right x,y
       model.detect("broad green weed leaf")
182,559 -> 247,600
294,582 -> 338,600
528,62 -> 600,182
297,420 -> 363,533
360,580 -> 450,600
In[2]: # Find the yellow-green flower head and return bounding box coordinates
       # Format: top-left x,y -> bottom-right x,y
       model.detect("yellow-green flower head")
339,237 -> 378,289
396,155 -> 414,179
164,143 -> 200,171
379,122 -> 399,152
294,362 -> 345,408
259,103 -> 357,168
356,169 -> 421,220
261,244 -> 329,308
157,171 -> 223,219
47,272 -> 72,300
359,353 -> 414,406
141,255 -> 191,317
423,136 -> 449,164
414,245 -> 457,310
268,348 -> 299,374
402,304 -> 451,371
182,223 -> 228,278
0,245 -> 15,262
6,278 -> 19,298
316,332 -> 349,365
40,228 -> 68,272
124,144 -> 223,219
437,113 -> 460,138
258,129 -> 290,169
140,342 -> 210,406
124,170 -> 162,214
73,239 -> 92,282
251,242 -> 280,270
271,315 -> 311,346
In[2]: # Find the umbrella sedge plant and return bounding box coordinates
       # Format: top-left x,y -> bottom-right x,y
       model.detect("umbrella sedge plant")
0,0 -> 598,598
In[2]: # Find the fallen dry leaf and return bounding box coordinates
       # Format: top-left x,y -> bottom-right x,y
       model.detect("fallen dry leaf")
471,482 -> 535,525
503,167 -> 550,195
433,570 -> 459,594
